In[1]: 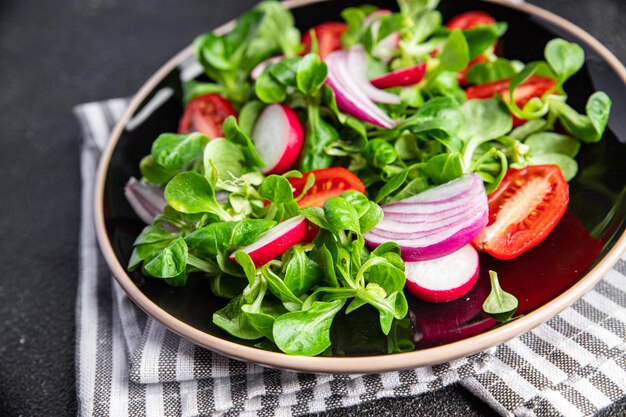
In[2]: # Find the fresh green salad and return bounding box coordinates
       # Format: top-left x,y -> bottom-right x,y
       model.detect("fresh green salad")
124,0 -> 611,356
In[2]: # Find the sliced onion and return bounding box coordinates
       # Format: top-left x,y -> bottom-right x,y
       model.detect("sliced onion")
124,177 -> 167,224
364,173 -> 489,261
364,9 -> 400,63
325,48 -> 397,129
348,45 -> 400,104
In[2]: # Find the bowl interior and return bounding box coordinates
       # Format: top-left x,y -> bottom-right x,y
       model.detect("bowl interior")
101,0 -> 626,361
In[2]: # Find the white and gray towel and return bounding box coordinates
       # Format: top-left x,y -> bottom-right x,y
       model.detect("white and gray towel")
75,98 -> 626,417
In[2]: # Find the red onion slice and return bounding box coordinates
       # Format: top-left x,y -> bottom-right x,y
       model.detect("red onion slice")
124,177 -> 167,224
364,173 -> 489,261
325,49 -> 397,129
348,45 -> 400,104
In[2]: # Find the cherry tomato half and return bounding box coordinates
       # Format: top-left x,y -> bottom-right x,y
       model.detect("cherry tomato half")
472,165 -> 569,260
446,11 -> 496,29
446,11 -> 497,86
178,94 -> 237,139
289,167 -> 366,208
465,75 -> 556,126
301,22 -> 347,60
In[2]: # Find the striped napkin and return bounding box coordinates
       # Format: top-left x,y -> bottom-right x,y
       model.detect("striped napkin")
75,98 -> 626,417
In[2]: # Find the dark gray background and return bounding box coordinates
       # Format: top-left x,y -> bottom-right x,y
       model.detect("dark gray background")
0,0 -> 624,416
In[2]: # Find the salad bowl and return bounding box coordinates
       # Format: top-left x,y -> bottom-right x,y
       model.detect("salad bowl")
95,0 -> 626,373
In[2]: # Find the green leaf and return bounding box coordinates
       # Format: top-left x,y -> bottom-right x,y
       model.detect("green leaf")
182,81 -> 225,104
375,169 -> 409,203
261,265 -> 303,307
258,175 -> 294,204
300,105 -> 339,171
424,152 -> 464,184
222,116 -> 265,168
524,132 -> 580,158
361,256 -> 406,294
296,53 -> 328,95
324,197 -> 361,234
273,299 -> 345,355
284,246 -> 323,296
238,101 -> 266,136
528,153 -> 578,181
461,22 -> 507,59
133,225 -> 178,246
437,29 -> 470,73
465,58 -> 520,85
550,92 -> 612,143
185,219 -> 275,257
143,237 -> 188,278
359,202 -> 384,234
400,97 -> 463,149
128,239 -> 173,272
234,251 -> 259,286
390,177 -> 430,202
213,294 -> 265,340
340,190 -> 370,218
255,71 -> 287,103
151,132 -> 208,170
139,155 -> 177,185
204,138 -> 246,180
364,139 -> 398,168
459,98 -> 512,142
315,244 -> 339,287
483,270 -> 518,322
269,57 -> 300,87
545,38 -> 585,86
164,172 -> 230,219
509,119 -> 548,141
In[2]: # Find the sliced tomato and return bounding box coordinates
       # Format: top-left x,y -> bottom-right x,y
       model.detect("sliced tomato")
472,165 -> 569,260
465,75 -> 557,126
446,11 -> 497,86
289,167 -> 365,208
446,11 -> 496,29
178,94 -> 237,139
301,22 -> 347,60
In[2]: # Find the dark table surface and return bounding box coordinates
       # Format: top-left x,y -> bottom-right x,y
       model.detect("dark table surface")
1,0 -> 625,416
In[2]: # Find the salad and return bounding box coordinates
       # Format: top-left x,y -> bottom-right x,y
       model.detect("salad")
124,0 -> 612,356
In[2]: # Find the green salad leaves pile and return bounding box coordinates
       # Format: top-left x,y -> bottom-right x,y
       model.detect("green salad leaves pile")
127,0 -> 611,356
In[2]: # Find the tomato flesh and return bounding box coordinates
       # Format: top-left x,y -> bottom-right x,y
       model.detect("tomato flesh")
465,75 -> 556,126
301,22 -> 347,60
446,11 -> 497,86
289,167 -> 366,208
178,94 -> 237,139
472,165 -> 569,260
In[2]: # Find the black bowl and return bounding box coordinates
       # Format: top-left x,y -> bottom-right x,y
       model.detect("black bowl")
95,0 -> 626,373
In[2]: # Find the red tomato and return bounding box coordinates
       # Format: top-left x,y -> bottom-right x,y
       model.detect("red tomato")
446,11 -> 496,29
178,94 -> 237,139
465,75 -> 557,126
446,11 -> 497,86
301,22 -> 347,60
289,167 -> 366,208
472,165 -> 569,260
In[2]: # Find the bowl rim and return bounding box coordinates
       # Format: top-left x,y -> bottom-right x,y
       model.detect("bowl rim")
94,0 -> 626,374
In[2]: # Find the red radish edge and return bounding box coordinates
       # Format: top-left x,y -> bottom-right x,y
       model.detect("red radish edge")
370,63 -> 427,89
405,244 -> 480,303
364,173 -> 489,261
252,104 -> 304,175
230,215 -> 308,267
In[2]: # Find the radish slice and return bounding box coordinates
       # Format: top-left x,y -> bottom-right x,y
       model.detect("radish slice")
229,215 -> 308,267
326,48 -> 397,128
252,104 -> 304,175
364,173 -> 488,261
405,244 -> 480,303
124,177 -> 167,224
370,63 -> 427,89
250,55 -> 284,81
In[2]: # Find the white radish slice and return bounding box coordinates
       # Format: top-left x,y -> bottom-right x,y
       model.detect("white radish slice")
229,215 -> 308,267
252,104 -> 304,175
405,244 -> 480,303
